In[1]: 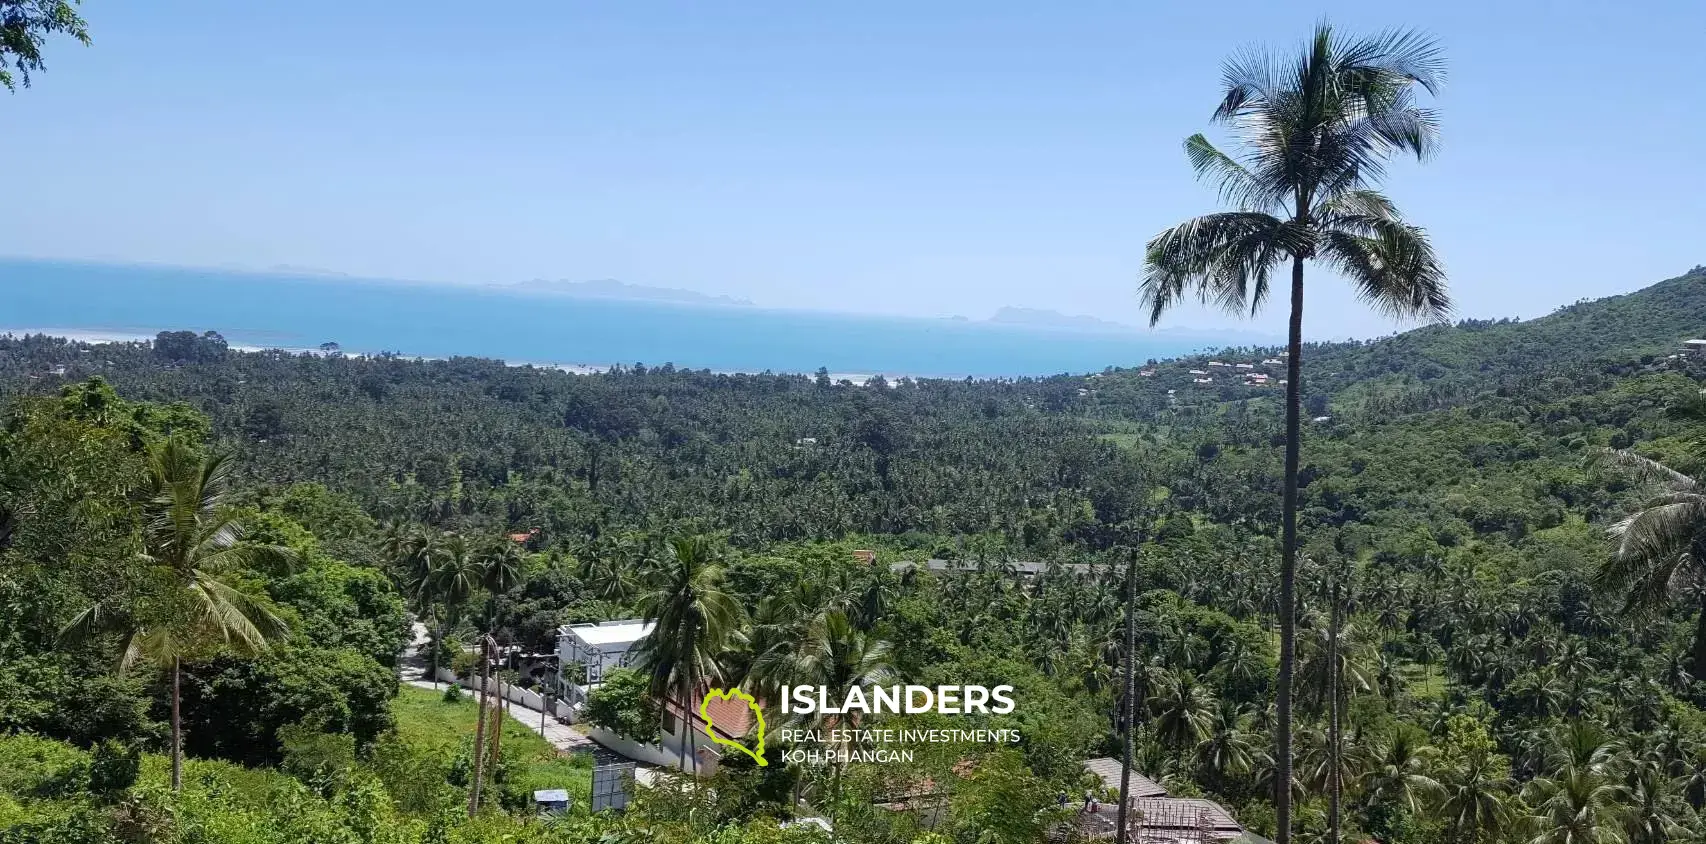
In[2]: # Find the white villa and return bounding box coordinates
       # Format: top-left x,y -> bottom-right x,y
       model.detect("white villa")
556,619 -> 755,776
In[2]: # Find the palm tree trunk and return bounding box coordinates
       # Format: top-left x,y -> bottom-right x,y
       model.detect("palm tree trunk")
1328,580 -> 1342,844
1116,550 -> 1138,843
1275,252 -> 1305,844
685,677 -> 699,777
1692,596 -> 1706,679
468,636 -> 491,816
171,657 -> 183,792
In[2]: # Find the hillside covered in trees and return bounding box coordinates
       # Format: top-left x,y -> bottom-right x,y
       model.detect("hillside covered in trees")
3,266 -> 1706,843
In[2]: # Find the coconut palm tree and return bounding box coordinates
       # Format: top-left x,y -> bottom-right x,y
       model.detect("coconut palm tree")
1620,761 -> 1687,844
753,609 -> 893,801
393,525 -> 445,686
1547,721 -> 1626,780
1194,701 -> 1257,791
1149,670 -> 1218,750
1594,449 -> 1706,674
632,535 -> 746,776
60,439 -> 295,791
1139,26 -> 1449,840
1436,753 -> 1514,844
1523,769 -> 1629,844
1360,729 -> 1443,815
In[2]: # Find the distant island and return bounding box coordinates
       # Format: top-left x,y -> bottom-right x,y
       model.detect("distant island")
985,307 -> 1138,332
512,278 -> 754,307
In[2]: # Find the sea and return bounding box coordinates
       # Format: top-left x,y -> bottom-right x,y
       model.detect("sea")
0,258 -> 1227,379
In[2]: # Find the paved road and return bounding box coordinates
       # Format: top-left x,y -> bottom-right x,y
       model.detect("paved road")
399,621 -> 615,759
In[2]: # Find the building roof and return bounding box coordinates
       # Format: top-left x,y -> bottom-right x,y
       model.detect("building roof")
562,619 -> 655,648
1130,797 -> 1242,833
893,559 -> 1112,576
657,680 -> 760,742
1082,758 -> 1168,798
1686,339 -> 1706,345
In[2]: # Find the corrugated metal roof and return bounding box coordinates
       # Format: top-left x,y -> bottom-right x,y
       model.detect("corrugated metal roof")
1082,758 -> 1168,798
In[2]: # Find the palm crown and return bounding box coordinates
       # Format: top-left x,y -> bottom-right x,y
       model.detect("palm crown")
1141,24 -> 1449,325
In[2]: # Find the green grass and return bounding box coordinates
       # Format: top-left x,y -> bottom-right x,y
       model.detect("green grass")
392,685 -> 593,800
1400,663 -> 1447,701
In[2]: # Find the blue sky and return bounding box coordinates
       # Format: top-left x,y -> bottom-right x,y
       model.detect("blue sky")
2,0 -> 1702,339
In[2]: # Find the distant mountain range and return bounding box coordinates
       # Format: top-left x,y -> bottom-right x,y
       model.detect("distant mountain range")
512,278 -> 754,307
503,279 -> 1280,344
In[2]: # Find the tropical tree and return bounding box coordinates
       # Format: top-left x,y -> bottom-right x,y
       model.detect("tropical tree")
1594,449 -> 1706,674
632,535 -> 746,776
1523,769 -> 1630,844
1194,701 -> 1257,791
1620,761 -> 1687,844
0,0 -> 90,92
391,523 -> 444,685
1360,729 -> 1443,815
1149,669 -> 1218,750
1139,25 -> 1449,841
1436,753 -> 1514,844
60,439 -> 295,791
754,609 -> 894,797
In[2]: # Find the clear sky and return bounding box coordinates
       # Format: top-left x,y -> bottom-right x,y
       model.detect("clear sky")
2,0 -> 1702,339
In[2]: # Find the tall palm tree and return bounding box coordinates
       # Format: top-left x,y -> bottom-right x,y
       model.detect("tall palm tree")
1523,769 -> 1629,844
632,535 -> 746,776
1149,670 -> 1219,750
1194,701 -> 1257,791
61,439 -> 295,791
1436,753 -> 1514,844
1360,729 -> 1443,815
753,609 -> 893,801
1139,26 -> 1449,841
1594,449 -> 1706,674
431,532 -> 483,634
394,524 -> 444,686
1620,761 -> 1686,844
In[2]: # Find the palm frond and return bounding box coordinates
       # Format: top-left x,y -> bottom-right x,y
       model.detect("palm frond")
1606,496 -> 1706,571
1320,223 -> 1450,322
1596,448 -> 1698,490
1184,134 -> 1277,212
1331,27 -> 1446,95
191,573 -> 291,655
1141,212 -> 1293,325
1317,189 -> 1399,223
58,601 -> 114,649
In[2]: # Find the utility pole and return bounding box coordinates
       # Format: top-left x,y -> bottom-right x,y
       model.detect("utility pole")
488,639 -> 507,784
1115,546 -> 1139,844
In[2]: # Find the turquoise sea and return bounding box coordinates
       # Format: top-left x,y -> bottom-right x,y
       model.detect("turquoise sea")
0,259 -> 1219,378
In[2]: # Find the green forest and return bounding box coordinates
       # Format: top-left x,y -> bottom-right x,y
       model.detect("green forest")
4,263 -> 1706,843
7,11 -> 1706,844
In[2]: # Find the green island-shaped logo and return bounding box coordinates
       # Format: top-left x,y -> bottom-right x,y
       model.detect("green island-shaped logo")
700,688 -> 767,766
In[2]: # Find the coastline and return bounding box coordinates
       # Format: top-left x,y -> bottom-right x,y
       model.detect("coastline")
0,327 -> 905,385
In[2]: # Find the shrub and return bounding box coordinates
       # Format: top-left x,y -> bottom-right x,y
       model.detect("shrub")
87,739 -> 140,801
583,668 -> 661,744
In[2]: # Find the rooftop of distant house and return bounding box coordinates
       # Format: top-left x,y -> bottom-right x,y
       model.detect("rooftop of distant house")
1082,757 -> 1167,798
1058,759 -> 1259,843
562,619 -> 655,648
